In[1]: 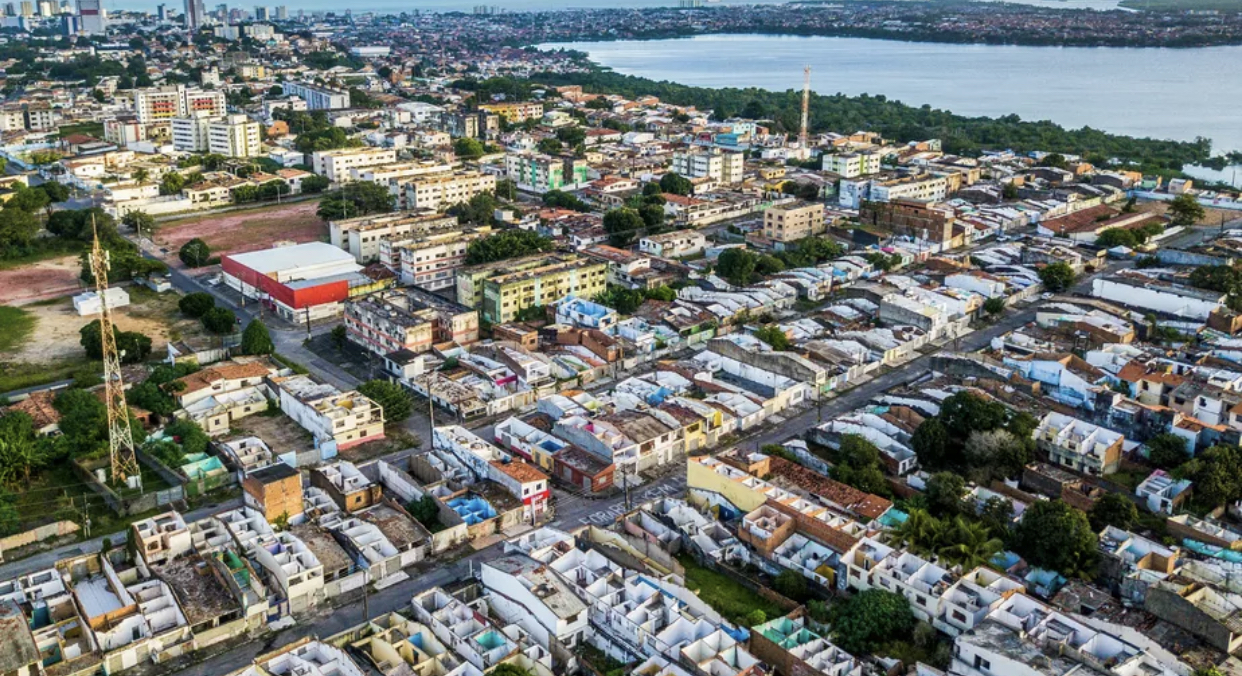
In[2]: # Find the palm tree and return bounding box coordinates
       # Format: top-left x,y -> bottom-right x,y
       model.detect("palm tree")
893,509 -> 944,556
938,517 -> 1004,570
133,168 -> 150,183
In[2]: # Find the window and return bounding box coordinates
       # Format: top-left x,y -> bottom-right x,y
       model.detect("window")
973,656 -> 990,671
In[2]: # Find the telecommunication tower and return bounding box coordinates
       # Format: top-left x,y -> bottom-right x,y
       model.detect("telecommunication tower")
88,219 -> 141,486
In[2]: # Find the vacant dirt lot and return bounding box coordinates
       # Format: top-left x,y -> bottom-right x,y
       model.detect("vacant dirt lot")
0,255 -> 84,306
8,287 -> 205,364
1136,199 -> 1239,227
155,200 -> 328,262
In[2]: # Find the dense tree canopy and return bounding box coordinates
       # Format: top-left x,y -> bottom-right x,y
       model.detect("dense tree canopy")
1038,261 -> 1077,293
1013,500 -> 1098,577
828,589 -> 915,655
358,379 -> 414,424
465,229 -> 555,265
316,181 -> 395,220
530,71 -> 1214,170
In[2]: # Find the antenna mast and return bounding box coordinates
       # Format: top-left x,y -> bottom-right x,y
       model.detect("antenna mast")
799,65 -> 811,150
89,219 -> 141,486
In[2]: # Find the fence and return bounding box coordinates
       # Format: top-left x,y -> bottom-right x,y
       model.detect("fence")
0,520 -> 80,560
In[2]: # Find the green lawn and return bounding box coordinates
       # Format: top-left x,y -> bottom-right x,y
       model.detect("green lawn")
0,306 -> 34,353
676,553 -> 784,625
55,122 -> 105,139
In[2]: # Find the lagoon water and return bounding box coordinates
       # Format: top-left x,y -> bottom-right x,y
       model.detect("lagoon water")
543,34 -> 1242,156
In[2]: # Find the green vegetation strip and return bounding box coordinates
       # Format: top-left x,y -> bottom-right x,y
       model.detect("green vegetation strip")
676,553 -> 783,625
0,306 -> 35,354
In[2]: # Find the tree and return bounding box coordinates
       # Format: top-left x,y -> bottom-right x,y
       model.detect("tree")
240,319 -> 274,355
594,286 -> 646,315
164,418 -> 209,455
938,517 -> 1004,569
0,412 -> 45,485
358,379 -> 414,424
1013,500 -> 1098,577
490,665 -> 533,676
911,418 -> 950,469
330,324 -> 348,351
121,210 -> 155,237
179,238 -> 212,267
983,297 -> 1006,316
542,190 -> 589,212
716,248 -> 757,287
453,137 -> 485,159
925,472 -> 967,518
1181,445 -> 1242,508
38,181 -> 69,203
939,392 -> 1008,441
1146,433 -> 1189,470
536,137 -> 563,154
1094,228 -> 1138,249
603,207 -> 645,248
201,307 -> 237,335
316,181 -> 395,220
301,174 -> 330,194
159,170 -> 185,195
465,229 -> 555,265
54,389 -> 108,458
1089,492 -> 1139,532
980,496 -> 1015,537
1038,261 -> 1076,293
1037,153 -> 1069,169
963,429 -> 1031,481
1168,193 -> 1205,226
659,172 -> 693,196
754,325 -> 790,351
773,570 -> 808,602
80,320 -> 151,363
828,589 -> 915,655
178,292 -> 215,317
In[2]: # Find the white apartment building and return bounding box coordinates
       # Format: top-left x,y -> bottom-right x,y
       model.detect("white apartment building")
311,148 -> 398,184
389,227 -> 494,291
1033,411 -> 1125,476
133,85 -> 226,124
671,147 -> 745,184
282,80 -> 351,110
638,229 -> 707,259
275,375 -> 385,451
329,211 -> 458,264
208,114 -> 262,158
401,171 -> 497,211
822,152 -> 882,178
170,111 -> 213,152
952,594 -> 1180,676
23,104 -> 56,131
869,174 -> 949,203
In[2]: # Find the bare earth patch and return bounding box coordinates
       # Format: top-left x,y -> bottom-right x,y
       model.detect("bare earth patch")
7,288 -> 208,365
154,200 -> 328,263
0,255 -> 84,306
1136,200 -> 1238,227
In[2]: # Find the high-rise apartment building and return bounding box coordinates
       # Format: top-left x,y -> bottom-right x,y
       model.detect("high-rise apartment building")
208,114 -> 262,158
183,0 -> 206,28
133,85 -> 226,124
671,147 -> 745,184
76,0 -> 105,32
282,81 -> 350,110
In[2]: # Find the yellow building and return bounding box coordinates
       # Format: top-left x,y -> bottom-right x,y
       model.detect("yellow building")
763,200 -> 826,243
456,253 -> 607,324
478,101 -> 545,123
